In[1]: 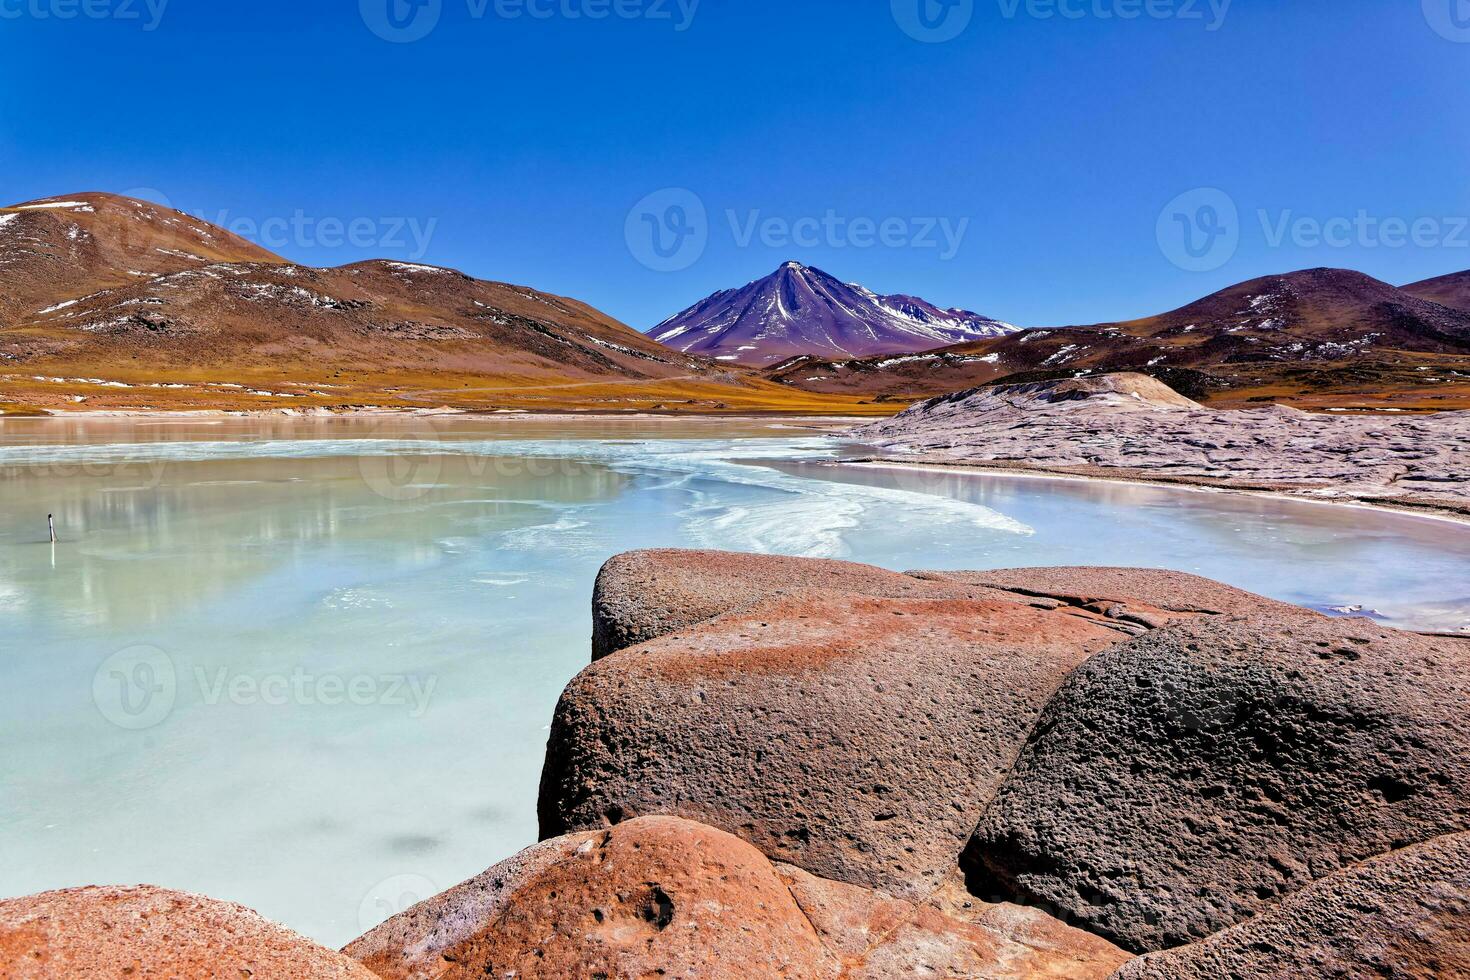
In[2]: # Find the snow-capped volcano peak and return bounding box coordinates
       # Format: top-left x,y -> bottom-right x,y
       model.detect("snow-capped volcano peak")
647,262 -> 1016,365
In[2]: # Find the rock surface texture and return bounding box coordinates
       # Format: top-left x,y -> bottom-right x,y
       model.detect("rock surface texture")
855,373 -> 1470,516
548,590 -> 1125,898
550,551 -> 1305,901
965,614 -> 1470,953
588,550 -> 1286,660
347,817 -> 841,979
346,815 -> 1130,980
1115,832 -> 1470,979
911,566 -> 1314,627
590,548 -> 987,659
0,885 -> 377,979
776,867 -> 1132,979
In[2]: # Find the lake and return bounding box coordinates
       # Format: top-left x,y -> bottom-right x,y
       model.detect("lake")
2,416 -> 1467,947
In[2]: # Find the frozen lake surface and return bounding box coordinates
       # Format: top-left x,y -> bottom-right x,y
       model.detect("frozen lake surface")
2,416 -> 1467,945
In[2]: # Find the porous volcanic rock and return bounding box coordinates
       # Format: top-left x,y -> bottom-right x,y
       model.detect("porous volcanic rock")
1115,832 -> 1470,979
964,615 -> 1470,953
346,815 -> 1130,980
0,885 -> 376,979
777,865 -> 1132,979
543,590 -> 1127,898
345,816 -> 839,979
911,566 -> 1315,628
590,549 -> 995,659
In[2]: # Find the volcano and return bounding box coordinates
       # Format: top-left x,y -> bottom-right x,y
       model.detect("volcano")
648,261 -> 1015,366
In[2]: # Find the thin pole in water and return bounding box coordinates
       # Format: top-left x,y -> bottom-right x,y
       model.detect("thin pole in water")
48,514 -> 55,544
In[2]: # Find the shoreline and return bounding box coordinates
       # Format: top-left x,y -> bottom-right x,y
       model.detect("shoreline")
0,408 -> 869,426
5,409 -> 1464,524
841,457 -> 1470,527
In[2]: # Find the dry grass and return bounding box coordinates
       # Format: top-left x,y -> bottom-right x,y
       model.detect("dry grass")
2,363 -> 900,417
0,401 -> 48,416
11,358 -> 1467,417
1206,384 -> 1470,413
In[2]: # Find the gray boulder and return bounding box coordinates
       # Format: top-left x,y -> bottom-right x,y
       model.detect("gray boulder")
965,615 -> 1470,952
1114,832 -> 1470,978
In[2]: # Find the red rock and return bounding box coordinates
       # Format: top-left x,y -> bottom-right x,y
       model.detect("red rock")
543,591 -> 1125,898
911,566 -> 1315,622
0,885 -> 377,979
590,549 -> 998,658
592,552 -> 1305,662
777,866 -> 1132,979
345,816 -> 841,979
345,816 -> 1130,980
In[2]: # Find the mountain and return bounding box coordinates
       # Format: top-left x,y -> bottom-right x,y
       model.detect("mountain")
0,193 -> 281,326
0,194 -> 881,416
771,268 -> 1470,412
1403,269 -> 1470,313
648,261 -> 1015,366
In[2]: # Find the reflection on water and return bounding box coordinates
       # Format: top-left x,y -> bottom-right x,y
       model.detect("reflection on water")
1,454 -> 631,631
1,417 -> 1467,947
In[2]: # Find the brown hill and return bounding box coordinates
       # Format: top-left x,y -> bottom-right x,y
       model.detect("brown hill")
0,193 -> 282,326
1403,268 -> 1470,312
0,193 -> 879,415
768,268 -> 1470,412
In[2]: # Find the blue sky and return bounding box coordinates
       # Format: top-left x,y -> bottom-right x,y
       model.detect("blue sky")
4,0 -> 1468,330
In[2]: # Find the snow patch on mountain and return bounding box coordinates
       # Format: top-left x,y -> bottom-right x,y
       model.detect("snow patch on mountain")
17,200 -> 94,211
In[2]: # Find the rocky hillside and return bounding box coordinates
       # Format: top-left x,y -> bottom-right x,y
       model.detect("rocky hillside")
856,372 -> 1470,517
769,268 -> 1470,412
0,194 -> 879,415
649,261 -> 1015,366
9,550 -> 1465,977
1405,268 -> 1470,312
0,193 -> 281,326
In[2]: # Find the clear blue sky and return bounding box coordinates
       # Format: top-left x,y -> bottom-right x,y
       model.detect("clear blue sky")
4,0 -> 1468,330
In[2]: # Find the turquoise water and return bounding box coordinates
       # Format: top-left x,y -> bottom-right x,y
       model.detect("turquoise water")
1,417 -> 1466,946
